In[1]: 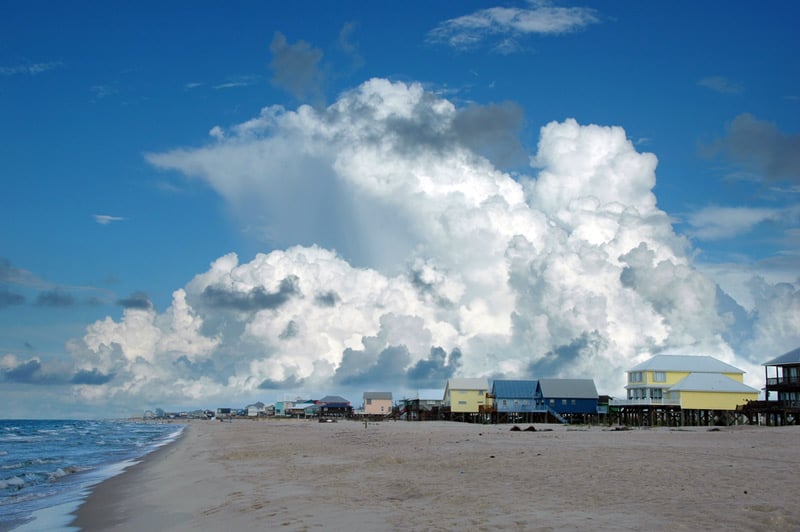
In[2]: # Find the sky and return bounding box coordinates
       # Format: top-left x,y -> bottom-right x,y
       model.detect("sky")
1,1 -> 799,418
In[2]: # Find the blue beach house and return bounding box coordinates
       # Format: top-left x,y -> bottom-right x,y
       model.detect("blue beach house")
534,378 -> 599,422
492,379 -> 538,416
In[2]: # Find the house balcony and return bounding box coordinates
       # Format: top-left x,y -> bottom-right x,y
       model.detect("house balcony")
766,376 -> 800,391
609,398 -> 681,407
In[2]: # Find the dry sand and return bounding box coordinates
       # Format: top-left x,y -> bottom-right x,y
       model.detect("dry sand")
71,419 -> 800,531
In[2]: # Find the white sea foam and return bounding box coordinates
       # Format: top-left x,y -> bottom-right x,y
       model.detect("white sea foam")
0,420 -> 185,532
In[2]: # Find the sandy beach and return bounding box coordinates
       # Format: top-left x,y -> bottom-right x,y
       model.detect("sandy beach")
71,420 -> 800,531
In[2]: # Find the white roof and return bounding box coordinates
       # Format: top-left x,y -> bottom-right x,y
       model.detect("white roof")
447,378 -> 488,391
668,373 -> 758,393
287,402 -> 316,409
630,355 -> 743,374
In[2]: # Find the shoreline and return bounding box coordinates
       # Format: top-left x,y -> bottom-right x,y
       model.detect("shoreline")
69,424 -> 190,531
0,420 -> 183,532
68,420 -> 800,531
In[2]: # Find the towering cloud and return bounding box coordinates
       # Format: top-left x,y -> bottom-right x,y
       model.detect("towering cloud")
61,78 -> 795,409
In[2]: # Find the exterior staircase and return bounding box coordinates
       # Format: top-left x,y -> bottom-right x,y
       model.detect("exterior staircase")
546,406 -> 568,424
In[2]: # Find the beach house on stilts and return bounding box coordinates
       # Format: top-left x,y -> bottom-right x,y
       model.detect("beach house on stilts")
488,380 -> 539,424
739,346 -> 800,425
610,354 -> 758,426
443,378 -> 489,423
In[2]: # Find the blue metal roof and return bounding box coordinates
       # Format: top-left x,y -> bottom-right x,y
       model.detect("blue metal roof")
763,346 -> 800,366
491,379 -> 538,398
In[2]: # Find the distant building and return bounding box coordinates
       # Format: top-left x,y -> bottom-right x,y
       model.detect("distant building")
316,395 -> 353,417
763,346 -> 800,403
400,389 -> 444,421
535,378 -> 598,419
607,354 -> 759,426
444,378 -> 489,419
286,402 -> 318,418
739,347 -> 800,425
492,379 -> 539,414
246,401 -> 265,417
615,354 -> 758,411
363,392 -> 393,416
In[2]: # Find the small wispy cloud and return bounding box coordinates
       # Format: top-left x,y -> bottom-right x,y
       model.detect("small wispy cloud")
704,113 -> 800,183
0,61 -> 62,76
428,2 -> 600,52
117,291 -> 153,310
686,205 -> 783,240
213,81 -> 248,90
90,84 -> 117,101
269,32 -> 325,103
154,180 -> 183,194
337,21 -> 364,72
0,288 -> 26,308
0,258 -> 49,289
213,75 -> 259,90
94,214 -> 126,225
697,76 -> 743,95
35,289 -> 75,307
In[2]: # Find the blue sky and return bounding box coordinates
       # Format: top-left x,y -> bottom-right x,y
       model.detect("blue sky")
1,1 -> 798,418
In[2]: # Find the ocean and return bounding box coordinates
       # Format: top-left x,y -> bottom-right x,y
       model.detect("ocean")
0,419 -> 183,531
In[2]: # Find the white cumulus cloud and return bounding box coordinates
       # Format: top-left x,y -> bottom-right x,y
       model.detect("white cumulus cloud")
63,78 -> 798,410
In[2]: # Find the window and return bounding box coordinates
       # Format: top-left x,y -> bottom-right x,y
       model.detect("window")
502,400 -> 507,406
458,400 -> 467,405
366,399 -> 372,405
650,388 -> 663,400
654,371 -> 666,382
629,371 -> 643,383
629,388 -> 645,400
549,399 -> 555,405
571,399 -> 576,405
561,399 -> 567,405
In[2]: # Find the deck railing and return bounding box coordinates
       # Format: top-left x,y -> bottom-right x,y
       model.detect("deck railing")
766,376 -> 800,386
609,398 -> 681,407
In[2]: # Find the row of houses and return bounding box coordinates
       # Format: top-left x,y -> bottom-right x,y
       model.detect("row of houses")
236,393 -> 395,419
205,349 -> 800,426
403,353 -> 768,425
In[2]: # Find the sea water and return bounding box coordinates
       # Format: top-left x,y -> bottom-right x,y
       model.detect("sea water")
0,419 -> 183,531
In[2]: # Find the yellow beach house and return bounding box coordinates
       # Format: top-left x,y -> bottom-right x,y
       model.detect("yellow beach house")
622,354 -> 758,410
444,378 -> 489,416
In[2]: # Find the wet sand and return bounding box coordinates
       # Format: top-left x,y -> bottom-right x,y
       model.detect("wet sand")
72,420 -> 800,531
